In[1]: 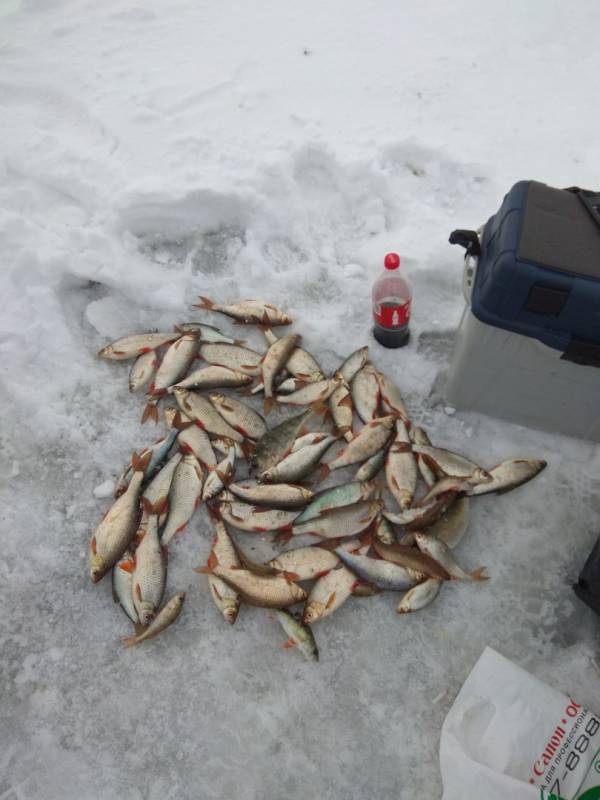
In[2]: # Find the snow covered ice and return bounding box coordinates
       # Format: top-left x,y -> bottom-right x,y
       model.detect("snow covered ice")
2,1 -> 600,798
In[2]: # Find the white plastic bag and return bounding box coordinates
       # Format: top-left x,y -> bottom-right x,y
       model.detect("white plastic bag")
440,647 -> 600,800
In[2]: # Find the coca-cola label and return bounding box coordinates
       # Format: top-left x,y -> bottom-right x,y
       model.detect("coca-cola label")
373,296 -> 411,328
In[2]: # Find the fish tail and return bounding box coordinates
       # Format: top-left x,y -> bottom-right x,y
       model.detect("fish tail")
263,396 -> 276,415
122,635 -> 140,648
194,565 -> 213,574
141,402 -> 160,425
311,401 -> 330,418
195,295 -> 214,310
131,450 -> 152,473
470,566 -> 489,582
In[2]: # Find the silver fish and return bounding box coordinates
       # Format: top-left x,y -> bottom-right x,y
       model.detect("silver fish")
385,418 -> 417,510
259,434 -> 337,483
202,446 -> 236,501
410,426 -> 437,488
195,297 -> 292,326
197,521 -> 241,625
198,342 -> 263,377
262,328 -> 324,381
291,499 -> 382,540
301,543 -> 368,625
169,365 -> 252,391
335,549 -> 416,591
175,322 -> 244,345
98,331 -> 181,361
377,371 -> 409,419
209,393 -> 266,440
142,452 -> 182,520
133,500 -> 167,625
351,363 -> 380,423
173,388 -> 244,442
166,409 -> 217,468
338,346 -> 369,383
426,495 -> 470,548
90,452 -> 150,583
160,453 -> 204,544
374,514 -> 396,545
268,546 -> 341,581
419,472 -> 491,505
383,493 -> 455,528
262,333 -> 301,410
228,481 -> 313,509
276,610 -> 319,661
354,449 -> 386,481
320,415 -> 395,480
206,565 -> 307,608
466,458 -> 547,496
414,533 -> 488,581
151,331 -> 200,395
218,501 -> 300,533
294,481 -> 377,524
397,579 -> 442,613
122,592 -> 185,647
329,378 -> 354,441
412,444 -> 491,480
112,552 -> 138,625
276,375 -> 342,408
129,350 -> 157,393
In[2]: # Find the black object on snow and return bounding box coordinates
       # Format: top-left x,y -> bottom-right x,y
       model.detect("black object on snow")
573,535 -> 600,616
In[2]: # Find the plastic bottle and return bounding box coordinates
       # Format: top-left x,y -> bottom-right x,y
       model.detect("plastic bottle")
372,252 -> 411,348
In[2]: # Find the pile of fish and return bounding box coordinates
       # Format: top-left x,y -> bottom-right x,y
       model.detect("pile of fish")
91,297 -> 547,658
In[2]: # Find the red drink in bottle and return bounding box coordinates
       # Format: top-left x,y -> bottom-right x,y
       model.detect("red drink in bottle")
372,252 -> 411,348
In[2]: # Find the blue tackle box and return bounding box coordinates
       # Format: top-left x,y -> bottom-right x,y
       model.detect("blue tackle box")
445,181 -> 600,440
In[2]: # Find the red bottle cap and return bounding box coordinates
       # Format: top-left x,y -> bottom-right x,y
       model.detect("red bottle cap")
384,252 -> 400,270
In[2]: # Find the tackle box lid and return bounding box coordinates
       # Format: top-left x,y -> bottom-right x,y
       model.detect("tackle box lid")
471,180 -> 600,363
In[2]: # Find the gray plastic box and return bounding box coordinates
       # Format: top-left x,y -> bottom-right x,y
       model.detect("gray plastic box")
445,303 -> 600,441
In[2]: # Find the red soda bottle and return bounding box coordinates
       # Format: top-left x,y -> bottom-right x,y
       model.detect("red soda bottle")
372,252 -> 411,348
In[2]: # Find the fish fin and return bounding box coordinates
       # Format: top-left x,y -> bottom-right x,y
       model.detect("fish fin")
325,591 -> 337,609
338,394 -> 353,410
241,364 -> 258,371
263,397 -> 276,415
273,529 -> 293,545
118,558 -> 135,574
91,536 -> 97,555
134,583 -> 142,601
207,503 -> 222,521
195,296 -> 214,310
122,635 -> 139,648
311,401 -> 330,417
178,442 -> 193,455
194,565 -> 213,574
172,411 -> 193,431
283,571 -> 301,582
316,538 -> 341,552
317,464 -> 330,484
281,638 -> 298,650
470,566 -> 490,582
241,440 -> 256,460
297,425 -> 310,437
133,622 -> 146,636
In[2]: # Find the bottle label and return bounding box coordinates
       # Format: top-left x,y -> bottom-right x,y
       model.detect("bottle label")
373,297 -> 411,328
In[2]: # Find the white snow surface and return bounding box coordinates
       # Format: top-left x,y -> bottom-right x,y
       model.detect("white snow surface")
2,1 -> 600,798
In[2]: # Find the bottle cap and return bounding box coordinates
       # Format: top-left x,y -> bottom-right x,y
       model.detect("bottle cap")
384,252 -> 400,270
